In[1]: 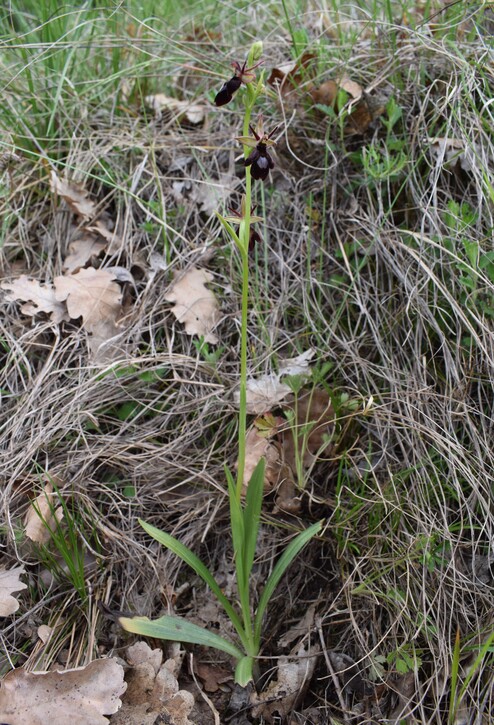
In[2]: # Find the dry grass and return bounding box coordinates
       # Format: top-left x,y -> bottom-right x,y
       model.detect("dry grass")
1,1 -> 493,722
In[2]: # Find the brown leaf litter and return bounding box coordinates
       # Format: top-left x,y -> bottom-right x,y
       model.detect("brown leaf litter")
24,482 -> 64,545
165,267 -> 220,344
0,565 -> 27,617
0,658 -> 126,725
111,641 -> 194,725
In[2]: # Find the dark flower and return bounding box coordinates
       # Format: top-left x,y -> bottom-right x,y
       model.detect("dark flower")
248,227 -> 262,251
237,116 -> 279,182
223,197 -> 263,252
214,58 -> 262,107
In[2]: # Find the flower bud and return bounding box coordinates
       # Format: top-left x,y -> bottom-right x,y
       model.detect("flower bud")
248,41 -> 263,65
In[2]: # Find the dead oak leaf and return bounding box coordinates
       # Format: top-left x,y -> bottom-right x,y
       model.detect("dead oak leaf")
281,387 -> 335,470
236,374 -> 292,414
310,77 -> 375,134
144,93 -> 206,125
0,565 -> 27,617
63,236 -> 107,273
252,644 -> 319,722
241,421 -> 281,496
111,642 -> 194,725
234,349 -> 315,414
86,220 -> 123,253
50,171 -> 97,220
54,267 -> 122,332
24,482 -> 64,545
164,267 -> 219,344
0,659 -> 126,725
1,275 -> 68,323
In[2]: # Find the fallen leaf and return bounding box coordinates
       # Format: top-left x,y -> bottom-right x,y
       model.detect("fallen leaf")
252,643 -> 318,722
111,642 -> 194,725
267,53 -> 316,95
279,348 -> 316,377
53,267 -> 122,333
239,374 -> 292,414
1,275 -> 68,323
195,662 -> 232,693
310,79 -> 338,107
235,349 -> 315,414
37,625 -> 52,643
63,236 -> 107,273
24,482 -> 64,544
344,98 -> 373,135
310,77 -> 375,134
273,474 -> 301,515
50,171 -> 97,220
0,565 -> 27,616
241,418 -> 282,495
328,651 -> 371,696
85,219 -> 123,253
428,137 -> 478,172
0,658 -> 126,724
164,267 -> 220,344
282,387 -> 335,470
338,76 -> 363,100
144,93 -> 206,125
278,603 -> 317,648
192,173 -> 241,215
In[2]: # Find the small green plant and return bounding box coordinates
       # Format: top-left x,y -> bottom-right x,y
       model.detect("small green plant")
29,480 -> 93,603
371,642 -> 422,679
361,142 -> 408,181
192,336 -> 226,366
442,200 -> 494,319
283,369 -> 356,491
120,42 -> 322,687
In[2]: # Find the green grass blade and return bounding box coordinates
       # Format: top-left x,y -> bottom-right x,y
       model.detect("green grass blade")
457,628 -> 494,708
119,614 -> 243,660
138,519 -> 246,645
254,520 -> 323,644
448,627 -> 461,723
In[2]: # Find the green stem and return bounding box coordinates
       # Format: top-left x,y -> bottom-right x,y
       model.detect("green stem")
235,101 -> 254,502
236,242 -> 249,502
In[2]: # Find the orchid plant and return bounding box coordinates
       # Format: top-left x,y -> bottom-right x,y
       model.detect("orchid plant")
120,42 -> 322,687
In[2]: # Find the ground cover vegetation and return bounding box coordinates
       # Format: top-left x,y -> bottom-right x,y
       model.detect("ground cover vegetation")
0,0 -> 493,722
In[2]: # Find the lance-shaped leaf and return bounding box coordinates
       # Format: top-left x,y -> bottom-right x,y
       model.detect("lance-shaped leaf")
119,614 -> 243,660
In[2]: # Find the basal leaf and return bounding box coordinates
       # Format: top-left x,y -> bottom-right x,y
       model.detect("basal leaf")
119,614 -> 242,659
254,520 -> 323,644
138,519 -> 246,646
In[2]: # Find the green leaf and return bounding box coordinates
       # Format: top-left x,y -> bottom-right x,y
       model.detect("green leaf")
119,614 -> 243,660
225,467 -> 245,583
254,520 -> 323,644
235,655 -> 254,686
138,519 -> 246,646
215,211 -> 242,250
462,239 -> 479,269
225,465 -> 252,636
395,657 -> 410,674
243,458 -> 265,588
